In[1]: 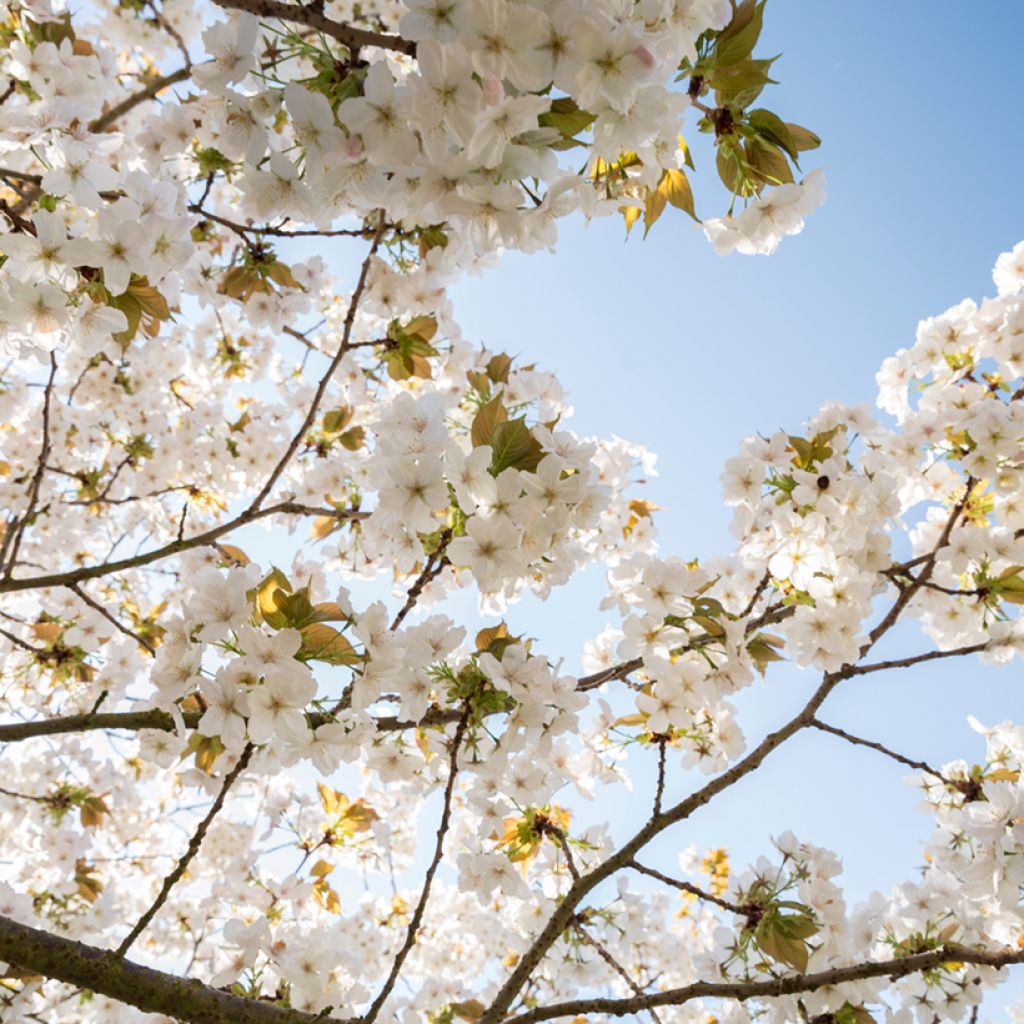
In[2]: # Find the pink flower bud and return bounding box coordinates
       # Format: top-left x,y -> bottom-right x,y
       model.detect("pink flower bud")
633,45 -> 656,72
481,75 -> 505,107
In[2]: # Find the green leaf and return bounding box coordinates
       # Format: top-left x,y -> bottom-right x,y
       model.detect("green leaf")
709,57 -> 777,107
323,407 -> 354,436
621,203 -> 642,236
405,314 -> 438,343
758,927 -> 810,972
747,108 -> 799,161
716,146 -> 743,193
714,0 -> 765,67
788,435 -> 814,467
538,96 -> 596,140
490,418 -> 544,475
745,138 -> 793,186
471,395 -> 508,448
752,904 -> 819,973
339,426 -> 364,451
785,122 -> 821,152
835,1005 -> 876,1024
255,567 -> 292,629
677,134 -> 695,170
109,292 -> 143,351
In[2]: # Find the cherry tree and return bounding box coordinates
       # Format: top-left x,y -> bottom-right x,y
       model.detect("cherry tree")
1,0 -> 1023,1022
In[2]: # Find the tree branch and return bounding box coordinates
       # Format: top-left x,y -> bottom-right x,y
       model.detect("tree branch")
390,528 -> 452,630
0,913 -> 355,1024
90,67 -> 191,133
114,743 -> 254,956
1,353 -> 57,578
67,582 -> 156,655
808,717 -> 974,795
627,861 -> 748,916
0,502 -> 366,595
363,709 -> 469,1024
478,493 -> 978,1024
500,944 -> 1024,1024
571,921 -> 663,1024
209,0 -> 415,56
247,213 -> 385,512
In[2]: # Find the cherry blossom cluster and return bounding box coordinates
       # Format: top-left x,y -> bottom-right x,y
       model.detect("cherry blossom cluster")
3,0 -> 1024,1018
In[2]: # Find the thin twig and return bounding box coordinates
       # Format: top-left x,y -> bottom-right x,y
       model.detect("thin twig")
67,583 -> 156,655
247,213 -> 385,513
391,528 -> 452,630
2,353 -> 58,578
653,737 -> 667,816
114,743 -> 254,956
627,860 -> 748,916
362,709 -> 469,1024
808,718 -> 972,795
572,921 -> 664,1024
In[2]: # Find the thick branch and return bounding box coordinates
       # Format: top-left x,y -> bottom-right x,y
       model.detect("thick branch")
0,706 -> 444,743
501,944 -> 1024,1024
0,913 -> 355,1024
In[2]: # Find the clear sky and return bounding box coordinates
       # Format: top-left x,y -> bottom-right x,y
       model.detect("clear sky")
438,2 -> 1024,1016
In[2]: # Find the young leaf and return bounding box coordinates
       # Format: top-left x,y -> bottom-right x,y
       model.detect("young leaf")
471,395 -> 508,448
490,418 -> 544,474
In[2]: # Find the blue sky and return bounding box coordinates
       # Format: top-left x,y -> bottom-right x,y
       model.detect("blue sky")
438,2 -> 1024,1015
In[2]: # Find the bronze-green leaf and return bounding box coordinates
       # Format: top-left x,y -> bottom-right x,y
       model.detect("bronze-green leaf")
490,418 -> 544,475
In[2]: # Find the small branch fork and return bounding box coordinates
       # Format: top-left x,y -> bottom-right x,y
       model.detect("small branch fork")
571,919 -> 664,1024
390,528 -> 453,630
